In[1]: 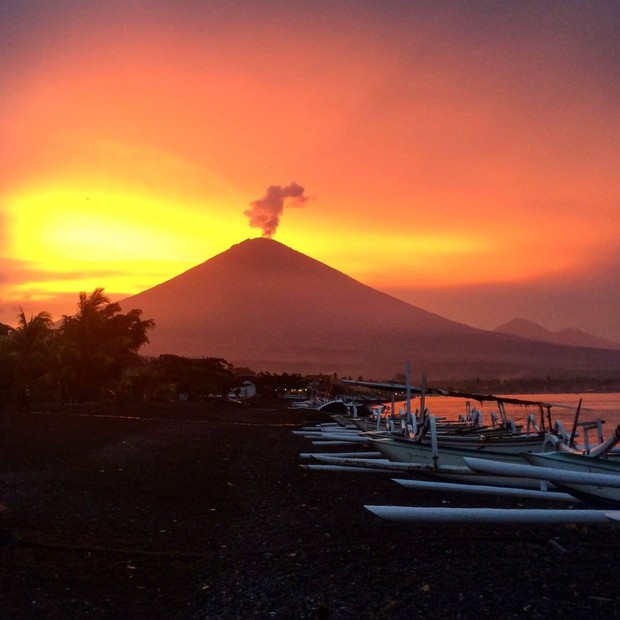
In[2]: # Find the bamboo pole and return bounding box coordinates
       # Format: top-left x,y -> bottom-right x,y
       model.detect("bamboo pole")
365,505 -> 620,524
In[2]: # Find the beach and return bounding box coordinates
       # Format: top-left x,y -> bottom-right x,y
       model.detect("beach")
0,399 -> 619,619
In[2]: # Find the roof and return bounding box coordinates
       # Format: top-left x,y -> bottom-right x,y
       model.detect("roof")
342,379 -> 574,409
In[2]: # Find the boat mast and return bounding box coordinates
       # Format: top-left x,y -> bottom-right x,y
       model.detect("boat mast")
405,360 -> 412,422
569,398 -> 583,448
419,372 -> 427,426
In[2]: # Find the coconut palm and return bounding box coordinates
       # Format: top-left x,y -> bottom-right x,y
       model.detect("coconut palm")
7,309 -> 54,388
61,288 -> 155,399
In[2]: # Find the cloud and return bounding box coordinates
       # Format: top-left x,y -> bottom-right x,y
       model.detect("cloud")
0,259 -> 130,284
244,182 -> 308,238
383,254 -> 620,344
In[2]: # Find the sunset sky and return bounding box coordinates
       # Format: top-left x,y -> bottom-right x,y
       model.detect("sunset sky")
2,1 -> 620,340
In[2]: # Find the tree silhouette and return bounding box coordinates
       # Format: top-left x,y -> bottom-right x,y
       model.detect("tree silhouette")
60,288 -> 155,399
6,309 -> 54,389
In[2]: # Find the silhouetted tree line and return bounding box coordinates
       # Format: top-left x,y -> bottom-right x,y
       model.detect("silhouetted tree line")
149,354 -> 240,401
7,288 -> 615,409
0,288 -> 340,409
443,376 -> 620,395
0,288 -> 155,406
252,372 -> 317,397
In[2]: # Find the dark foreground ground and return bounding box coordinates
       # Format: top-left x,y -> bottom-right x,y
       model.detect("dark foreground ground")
0,399 -> 619,619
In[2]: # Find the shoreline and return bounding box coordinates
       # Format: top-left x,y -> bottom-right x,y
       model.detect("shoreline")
0,401 -> 619,618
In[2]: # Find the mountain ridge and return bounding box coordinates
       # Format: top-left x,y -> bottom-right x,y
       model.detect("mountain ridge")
494,318 -> 620,350
120,238 -> 620,380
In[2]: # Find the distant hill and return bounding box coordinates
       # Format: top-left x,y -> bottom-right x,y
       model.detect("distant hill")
120,238 -> 620,381
494,318 -> 620,351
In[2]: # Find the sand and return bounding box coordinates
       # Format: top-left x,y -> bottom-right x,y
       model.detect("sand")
0,399 -> 619,619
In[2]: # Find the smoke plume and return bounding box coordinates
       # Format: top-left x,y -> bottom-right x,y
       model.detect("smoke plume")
244,182 -> 308,238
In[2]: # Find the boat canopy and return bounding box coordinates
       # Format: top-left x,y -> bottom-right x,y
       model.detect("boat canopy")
341,379 -> 573,409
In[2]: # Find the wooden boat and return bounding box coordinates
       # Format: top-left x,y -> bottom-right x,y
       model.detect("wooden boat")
465,455 -> 620,508
296,371 -> 620,523
304,451 -> 557,490
544,424 -> 620,458
339,372 -> 609,474
290,397 -> 373,423
368,412 -> 546,469
524,449 -> 620,507
369,435 -> 539,468
342,376 -> 568,433
342,372 -> 572,446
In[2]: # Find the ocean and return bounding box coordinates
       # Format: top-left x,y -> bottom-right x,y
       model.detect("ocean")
390,392 -> 620,434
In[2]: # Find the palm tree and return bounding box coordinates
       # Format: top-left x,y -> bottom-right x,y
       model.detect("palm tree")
61,288 -> 155,399
7,309 -> 54,388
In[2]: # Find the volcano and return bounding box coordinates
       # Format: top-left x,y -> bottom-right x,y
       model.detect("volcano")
120,238 -> 620,380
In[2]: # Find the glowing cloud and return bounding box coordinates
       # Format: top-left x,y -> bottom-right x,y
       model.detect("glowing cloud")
1,2 -> 620,338
244,182 -> 308,238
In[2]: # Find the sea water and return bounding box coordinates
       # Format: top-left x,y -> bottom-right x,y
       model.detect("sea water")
390,392 -> 620,431
506,393 -> 620,429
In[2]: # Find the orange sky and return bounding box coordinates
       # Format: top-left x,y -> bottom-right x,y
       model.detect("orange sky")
2,1 -> 620,340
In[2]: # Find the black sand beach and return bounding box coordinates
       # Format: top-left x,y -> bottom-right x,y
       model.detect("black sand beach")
0,399 -> 619,619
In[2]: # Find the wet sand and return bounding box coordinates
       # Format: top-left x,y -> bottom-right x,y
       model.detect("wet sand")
0,399 -> 618,619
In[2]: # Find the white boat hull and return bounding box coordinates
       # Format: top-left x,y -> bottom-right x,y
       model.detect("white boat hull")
364,505 -> 620,524
465,456 -> 620,508
370,436 -> 534,468
309,454 -> 555,489
525,452 -> 620,508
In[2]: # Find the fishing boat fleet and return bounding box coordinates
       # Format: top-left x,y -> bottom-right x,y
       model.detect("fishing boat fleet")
294,364 -> 620,525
